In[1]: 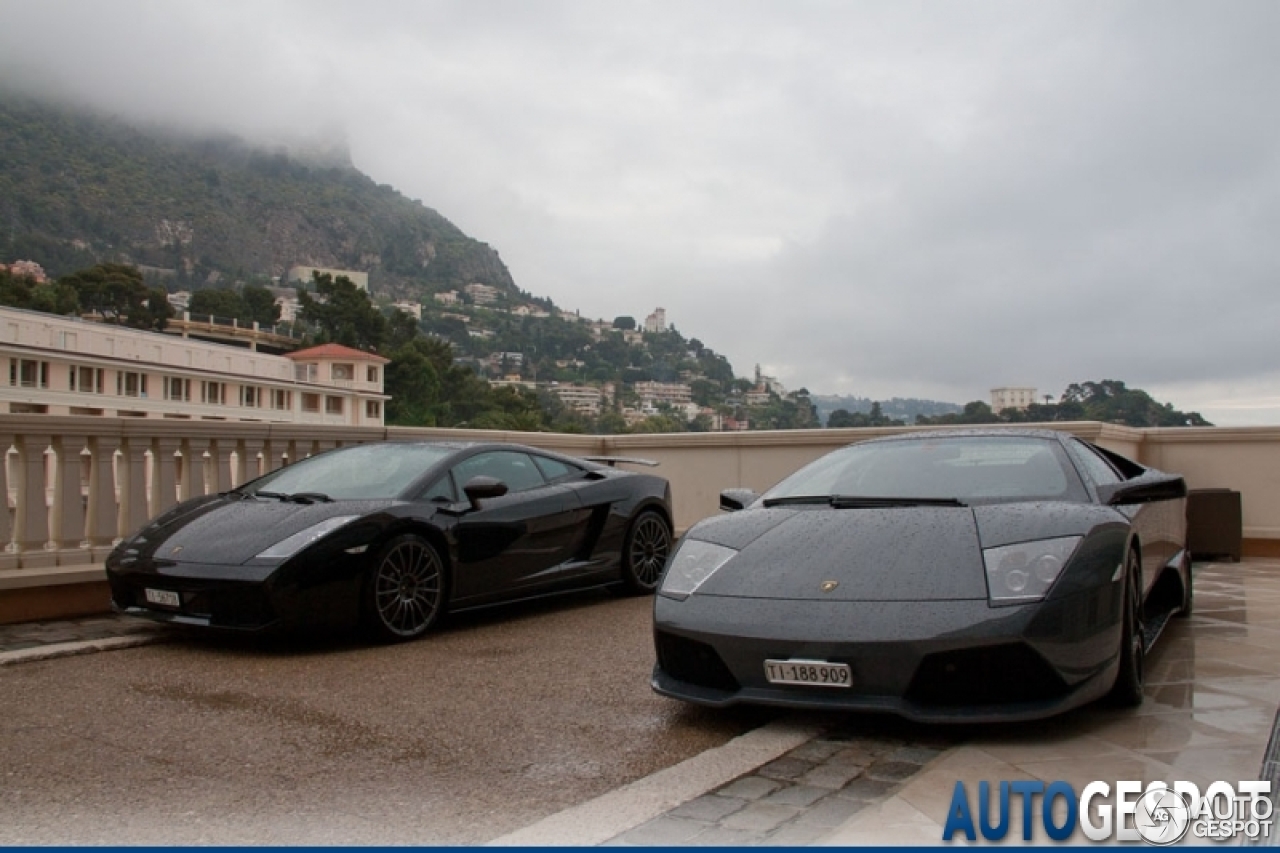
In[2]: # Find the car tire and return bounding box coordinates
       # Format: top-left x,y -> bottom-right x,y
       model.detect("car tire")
619,510 -> 673,595
1108,549 -> 1145,707
363,534 -> 446,642
1175,551 -> 1193,619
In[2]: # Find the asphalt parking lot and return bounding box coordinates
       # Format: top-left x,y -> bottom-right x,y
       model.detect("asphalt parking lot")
0,591 -> 776,845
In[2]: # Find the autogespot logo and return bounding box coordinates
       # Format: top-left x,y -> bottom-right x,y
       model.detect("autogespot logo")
942,779 -> 1273,844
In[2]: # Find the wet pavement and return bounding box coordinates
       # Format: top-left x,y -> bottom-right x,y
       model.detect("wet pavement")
1,559 -> 1277,845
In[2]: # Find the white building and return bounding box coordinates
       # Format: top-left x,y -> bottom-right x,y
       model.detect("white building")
286,266 -> 369,292
463,283 -> 500,306
552,384 -> 604,416
392,301 -> 423,320
644,307 -> 667,333
634,380 -> 693,407
0,306 -> 387,426
433,290 -> 459,306
991,386 -> 1038,412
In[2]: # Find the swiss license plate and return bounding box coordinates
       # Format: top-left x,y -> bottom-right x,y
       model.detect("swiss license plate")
764,659 -> 852,688
144,588 -> 180,608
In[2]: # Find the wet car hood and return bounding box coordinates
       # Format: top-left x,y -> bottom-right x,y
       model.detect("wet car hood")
114,494 -> 395,566
683,501 -> 1113,602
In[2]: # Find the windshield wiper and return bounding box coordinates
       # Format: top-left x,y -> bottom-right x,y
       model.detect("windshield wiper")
252,490 -> 334,504
762,494 -> 967,509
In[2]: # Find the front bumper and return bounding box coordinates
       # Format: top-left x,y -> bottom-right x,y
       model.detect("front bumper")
651,589 -> 1121,723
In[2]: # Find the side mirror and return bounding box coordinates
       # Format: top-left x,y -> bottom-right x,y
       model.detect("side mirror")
720,488 -> 759,512
463,475 -> 509,510
1097,474 -> 1187,506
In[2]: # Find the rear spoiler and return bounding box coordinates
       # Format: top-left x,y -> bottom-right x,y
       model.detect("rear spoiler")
581,455 -> 660,468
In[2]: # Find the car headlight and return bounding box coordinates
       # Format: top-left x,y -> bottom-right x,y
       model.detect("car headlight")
658,539 -> 738,600
982,536 -> 1081,604
255,516 -> 360,560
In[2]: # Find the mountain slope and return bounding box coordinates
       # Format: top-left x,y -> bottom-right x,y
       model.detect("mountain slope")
0,94 -> 514,297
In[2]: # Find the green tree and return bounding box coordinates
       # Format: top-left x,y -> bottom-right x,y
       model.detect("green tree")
613,316 -> 636,330
242,284 -> 281,326
189,287 -> 246,319
297,273 -> 388,351
59,263 -> 172,330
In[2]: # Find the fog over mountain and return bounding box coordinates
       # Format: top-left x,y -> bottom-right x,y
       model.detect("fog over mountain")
1,1 -> 1277,424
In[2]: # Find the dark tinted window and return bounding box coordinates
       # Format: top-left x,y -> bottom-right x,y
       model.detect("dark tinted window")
420,475 -> 458,503
1067,439 -> 1123,487
533,455 -> 581,483
453,451 -> 547,493
765,436 -> 1084,503
247,443 -> 455,500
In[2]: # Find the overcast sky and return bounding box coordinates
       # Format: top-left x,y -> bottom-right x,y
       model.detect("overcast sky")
2,1 -> 1277,424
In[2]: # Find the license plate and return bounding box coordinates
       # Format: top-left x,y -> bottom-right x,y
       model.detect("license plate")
144,588 -> 180,608
765,659 -> 852,688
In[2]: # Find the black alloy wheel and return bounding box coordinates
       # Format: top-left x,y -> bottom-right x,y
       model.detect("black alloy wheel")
620,510 -> 673,594
365,534 -> 445,642
1109,549 -> 1145,707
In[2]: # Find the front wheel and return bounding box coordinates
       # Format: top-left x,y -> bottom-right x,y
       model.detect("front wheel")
363,534 -> 446,642
619,510 -> 673,595
1108,549 -> 1145,707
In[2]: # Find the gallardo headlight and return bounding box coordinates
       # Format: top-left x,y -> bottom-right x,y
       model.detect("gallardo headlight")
983,536 -> 1081,604
256,516 -> 360,561
659,540 -> 737,600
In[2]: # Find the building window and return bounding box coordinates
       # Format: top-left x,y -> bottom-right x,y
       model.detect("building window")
301,393 -> 320,413
117,371 -> 147,397
295,363 -> 318,382
271,389 -> 292,411
331,363 -> 353,381
9,358 -> 49,389
325,396 -> 344,415
365,400 -> 381,419
366,366 -> 379,383
201,381 -> 224,405
241,386 -> 261,408
70,366 -> 104,394
164,377 -> 190,402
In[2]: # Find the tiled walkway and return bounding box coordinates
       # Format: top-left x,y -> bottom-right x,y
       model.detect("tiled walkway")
2,559 -> 1277,845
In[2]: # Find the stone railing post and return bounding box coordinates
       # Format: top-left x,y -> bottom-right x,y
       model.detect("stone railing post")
151,437 -> 181,516
180,437 -> 211,500
51,431 -> 91,563
12,433 -> 55,567
0,433 -> 15,570
239,438 -> 265,486
118,435 -> 151,538
210,438 -> 236,493
86,434 -> 122,557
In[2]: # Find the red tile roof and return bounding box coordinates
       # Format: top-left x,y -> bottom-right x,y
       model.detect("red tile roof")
285,343 -> 390,363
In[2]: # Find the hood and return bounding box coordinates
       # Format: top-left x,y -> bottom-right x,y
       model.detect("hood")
119,495 -> 394,566
690,505 -> 989,602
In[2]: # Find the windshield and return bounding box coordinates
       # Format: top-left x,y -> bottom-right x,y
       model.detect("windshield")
763,436 -> 1085,504
244,443 -> 455,500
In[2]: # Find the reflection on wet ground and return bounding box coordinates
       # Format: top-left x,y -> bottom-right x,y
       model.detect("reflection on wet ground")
822,558 -> 1280,844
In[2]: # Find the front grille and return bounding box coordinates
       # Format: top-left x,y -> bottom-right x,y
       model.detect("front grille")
905,643 -> 1068,707
654,630 -> 740,692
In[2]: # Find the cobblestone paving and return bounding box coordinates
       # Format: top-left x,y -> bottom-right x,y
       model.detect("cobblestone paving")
0,613 -> 162,653
602,723 -> 957,846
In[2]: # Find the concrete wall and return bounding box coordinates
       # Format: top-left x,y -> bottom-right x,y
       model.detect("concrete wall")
0,416 -> 1275,622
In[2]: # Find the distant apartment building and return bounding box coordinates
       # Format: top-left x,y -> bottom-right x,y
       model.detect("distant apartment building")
551,384 -> 604,416
991,386 -> 1038,412
392,300 -> 423,320
1,260 -> 48,283
0,306 -> 387,425
433,290 -> 459,306
644,307 -> 667,333
634,380 -> 693,407
463,283 -> 500,306
167,290 -> 192,312
286,266 -> 369,292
